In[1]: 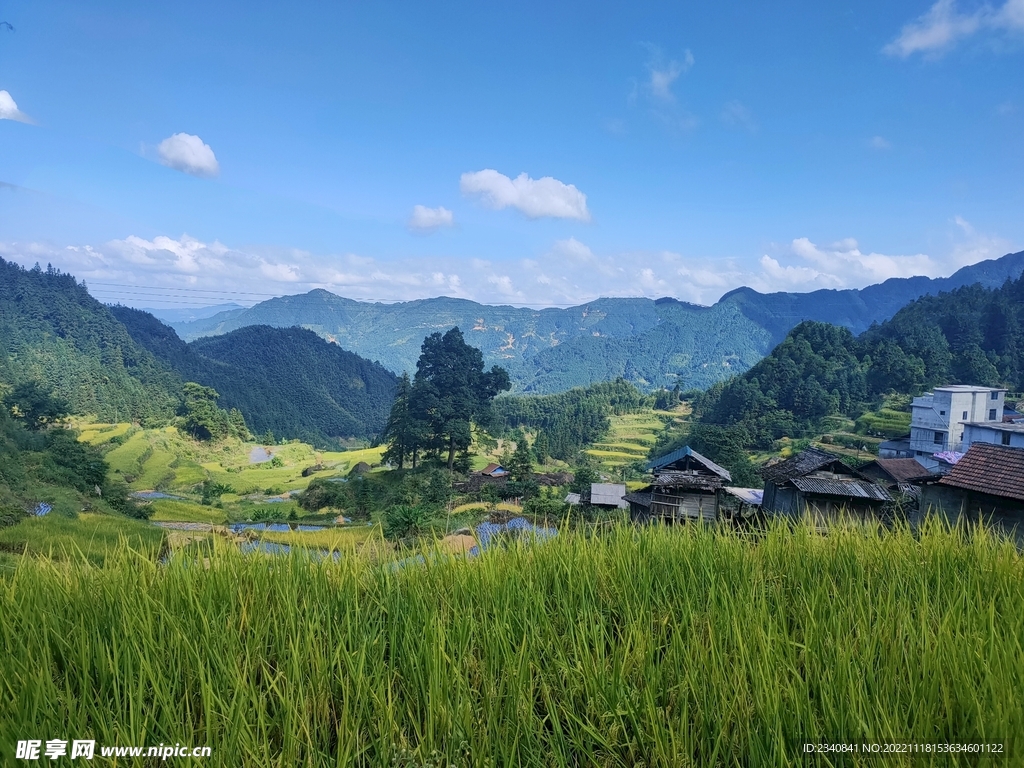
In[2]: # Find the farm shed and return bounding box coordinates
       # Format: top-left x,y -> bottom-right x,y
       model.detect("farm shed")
582,483 -> 628,509
759,448 -> 891,520
627,446 -> 732,523
919,443 -> 1024,531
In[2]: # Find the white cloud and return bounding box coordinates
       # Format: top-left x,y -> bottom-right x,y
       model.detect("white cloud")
870,135 -> 892,150
552,237 -> 594,261
648,50 -> 694,102
460,169 -> 590,221
884,0 -> 1024,58
720,100 -> 756,131
1,223 -> 1014,311
0,90 -> 33,123
948,215 -> 1015,267
408,205 -> 454,233
157,133 -> 220,178
789,237 -> 936,283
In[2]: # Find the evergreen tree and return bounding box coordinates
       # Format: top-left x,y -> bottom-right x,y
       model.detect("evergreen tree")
532,429 -> 550,464
181,383 -> 226,441
382,372 -> 416,469
508,437 -> 534,482
409,328 -> 510,471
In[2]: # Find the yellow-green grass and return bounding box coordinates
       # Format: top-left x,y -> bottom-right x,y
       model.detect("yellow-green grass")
148,499 -> 228,524
256,524 -> 380,552
103,430 -> 154,477
451,501 -> 522,514
76,421 -> 133,445
2,519 -> 1021,766
0,513 -> 164,565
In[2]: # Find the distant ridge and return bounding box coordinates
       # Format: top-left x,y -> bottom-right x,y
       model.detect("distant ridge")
717,249 -> 1024,343
168,249 -> 1024,394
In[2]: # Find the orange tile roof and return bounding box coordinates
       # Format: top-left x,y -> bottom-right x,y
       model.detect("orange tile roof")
938,443 -> 1024,502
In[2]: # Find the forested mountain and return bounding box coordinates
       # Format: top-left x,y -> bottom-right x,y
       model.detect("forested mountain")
112,308 -> 397,446
172,291 -> 772,393
681,273 -> 1024,473
0,260 -> 396,446
0,259 -> 180,423
171,250 -> 1024,393
493,379 -> 651,461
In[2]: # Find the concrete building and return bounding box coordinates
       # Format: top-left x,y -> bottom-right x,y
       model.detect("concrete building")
962,421 -> 1024,450
909,385 -> 1006,470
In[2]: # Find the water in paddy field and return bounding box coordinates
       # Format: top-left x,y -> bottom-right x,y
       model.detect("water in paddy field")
132,491 -> 185,500
248,446 -> 272,464
228,523 -> 327,533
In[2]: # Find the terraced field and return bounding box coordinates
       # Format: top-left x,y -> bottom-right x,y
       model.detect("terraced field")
586,406 -> 689,473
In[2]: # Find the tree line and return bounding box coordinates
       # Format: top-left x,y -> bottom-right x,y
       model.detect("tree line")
382,327 -> 510,472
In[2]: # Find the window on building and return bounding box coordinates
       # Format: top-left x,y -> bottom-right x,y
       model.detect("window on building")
933,431 -> 944,444
1003,432 -> 1012,446
940,410 -> 945,415
962,411 -> 968,420
992,391 -> 999,400
916,451 -> 922,456
989,409 -> 997,420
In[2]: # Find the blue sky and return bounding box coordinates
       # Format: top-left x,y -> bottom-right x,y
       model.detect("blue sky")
0,0 -> 1022,308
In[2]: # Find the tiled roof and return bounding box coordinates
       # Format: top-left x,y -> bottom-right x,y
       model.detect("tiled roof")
759,448 -> 847,483
790,477 -> 891,501
938,443 -> 1024,502
649,471 -> 725,491
646,446 -> 731,480
863,458 -> 933,483
623,491 -> 653,508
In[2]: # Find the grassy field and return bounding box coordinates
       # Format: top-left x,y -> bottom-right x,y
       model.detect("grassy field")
0,513 -> 165,567
2,519 -> 1020,766
256,524 -> 380,552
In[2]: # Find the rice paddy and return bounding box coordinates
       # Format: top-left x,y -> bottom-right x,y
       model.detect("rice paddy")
586,407 -> 687,474
2,518 -> 1020,766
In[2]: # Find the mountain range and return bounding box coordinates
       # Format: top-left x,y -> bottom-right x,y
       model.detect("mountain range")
170,249 -> 1024,394
0,258 -> 396,446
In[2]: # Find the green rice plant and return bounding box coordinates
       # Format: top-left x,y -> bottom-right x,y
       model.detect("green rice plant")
0,519 -> 1021,766
103,431 -> 153,479
148,499 -> 227,524
0,513 -> 165,566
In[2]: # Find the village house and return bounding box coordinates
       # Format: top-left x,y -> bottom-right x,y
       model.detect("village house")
858,457 -> 934,491
759,447 -> 891,519
961,421 -> 1024,450
919,443 -> 1024,530
625,446 -> 732,523
909,385 -> 1006,470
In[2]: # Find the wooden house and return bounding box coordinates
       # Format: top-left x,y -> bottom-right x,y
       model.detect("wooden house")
625,446 -> 732,523
919,443 -> 1024,530
759,448 -> 891,519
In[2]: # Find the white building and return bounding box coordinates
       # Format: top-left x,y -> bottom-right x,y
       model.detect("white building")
909,385 -> 1006,470
962,421 -> 1024,451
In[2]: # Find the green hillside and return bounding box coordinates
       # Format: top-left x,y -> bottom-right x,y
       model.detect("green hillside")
112,307 -> 397,445
0,259 -> 180,422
